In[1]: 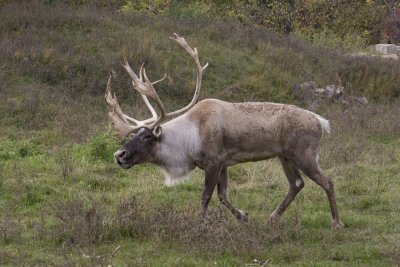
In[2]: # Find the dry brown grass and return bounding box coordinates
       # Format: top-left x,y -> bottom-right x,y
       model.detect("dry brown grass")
51,200 -> 109,247
44,194 -> 303,259
112,195 -> 304,257
320,100 -> 400,168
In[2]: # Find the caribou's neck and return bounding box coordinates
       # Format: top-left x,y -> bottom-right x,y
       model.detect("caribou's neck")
152,115 -> 201,186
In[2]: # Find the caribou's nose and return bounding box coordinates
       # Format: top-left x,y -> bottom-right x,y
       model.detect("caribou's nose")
114,149 -> 128,164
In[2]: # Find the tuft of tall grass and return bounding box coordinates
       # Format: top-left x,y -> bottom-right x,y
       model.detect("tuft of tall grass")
320,100 -> 400,169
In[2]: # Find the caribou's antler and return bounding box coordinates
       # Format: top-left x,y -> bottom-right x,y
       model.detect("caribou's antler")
105,33 -> 208,138
105,75 -> 139,139
165,33 -> 209,118
121,59 -> 167,120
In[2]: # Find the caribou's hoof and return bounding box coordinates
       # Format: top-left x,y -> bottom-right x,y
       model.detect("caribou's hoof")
236,210 -> 248,222
268,212 -> 280,225
332,220 -> 345,230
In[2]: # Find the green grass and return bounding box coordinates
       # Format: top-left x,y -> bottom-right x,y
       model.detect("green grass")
1,105 -> 400,266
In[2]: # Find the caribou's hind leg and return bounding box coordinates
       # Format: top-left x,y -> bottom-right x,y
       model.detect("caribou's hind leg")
269,157 -> 304,224
217,167 -> 248,222
291,148 -> 344,230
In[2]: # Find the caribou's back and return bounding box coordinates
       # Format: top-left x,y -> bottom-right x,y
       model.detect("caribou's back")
187,99 -> 324,164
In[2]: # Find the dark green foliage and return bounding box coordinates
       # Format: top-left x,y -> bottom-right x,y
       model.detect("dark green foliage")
123,0 -> 400,46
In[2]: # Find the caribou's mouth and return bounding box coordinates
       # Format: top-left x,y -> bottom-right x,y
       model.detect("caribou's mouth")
115,158 -> 134,169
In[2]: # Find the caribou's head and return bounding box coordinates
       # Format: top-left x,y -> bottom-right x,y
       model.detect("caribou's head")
114,127 -> 161,169
105,33 -> 208,169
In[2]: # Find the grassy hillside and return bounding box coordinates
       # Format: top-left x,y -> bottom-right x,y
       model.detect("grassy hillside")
2,1 -> 400,139
1,1 -> 400,266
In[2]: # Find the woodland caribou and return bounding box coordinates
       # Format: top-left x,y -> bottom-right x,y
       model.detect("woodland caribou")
105,33 -> 344,230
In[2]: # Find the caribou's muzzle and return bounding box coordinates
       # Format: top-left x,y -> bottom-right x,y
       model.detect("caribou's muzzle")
114,149 -> 134,169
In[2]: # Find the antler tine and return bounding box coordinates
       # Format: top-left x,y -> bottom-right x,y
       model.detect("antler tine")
139,63 -> 144,81
142,68 -> 166,117
105,74 -> 142,138
169,33 -> 209,71
165,33 -> 208,119
139,62 -> 166,85
136,62 -> 166,120
140,94 -> 158,121
122,60 -> 166,116
151,73 -> 167,85
136,71 -> 167,121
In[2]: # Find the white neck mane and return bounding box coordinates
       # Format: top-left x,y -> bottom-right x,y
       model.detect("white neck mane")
153,115 -> 201,186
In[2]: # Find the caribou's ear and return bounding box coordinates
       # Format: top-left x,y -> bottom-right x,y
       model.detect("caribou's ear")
153,125 -> 162,138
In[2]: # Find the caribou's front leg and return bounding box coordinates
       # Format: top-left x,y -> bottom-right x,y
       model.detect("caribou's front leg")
201,165 -> 220,217
217,167 -> 248,222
